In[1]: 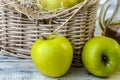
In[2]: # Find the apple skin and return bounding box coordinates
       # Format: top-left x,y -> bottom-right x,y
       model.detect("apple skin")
37,0 -> 62,10
36,0 -> 82,10
82,36 -> 120,77
62,0 -> 79,8
78,0 -> 84,3
31,34 -> 73,77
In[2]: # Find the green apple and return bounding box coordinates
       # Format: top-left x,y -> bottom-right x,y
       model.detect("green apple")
82,36 -> 120,77
36,0 -> 62,10
78,0 -> 84,3
31,34 -> 73,77
62,0 -> 79,8
36,0 -> 82,10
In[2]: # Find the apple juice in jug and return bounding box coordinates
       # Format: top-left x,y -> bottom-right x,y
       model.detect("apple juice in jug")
104,23 -> 120,44
99,0 -> 120,44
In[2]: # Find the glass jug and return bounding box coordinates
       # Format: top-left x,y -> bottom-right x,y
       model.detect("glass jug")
99,0 -> 120,44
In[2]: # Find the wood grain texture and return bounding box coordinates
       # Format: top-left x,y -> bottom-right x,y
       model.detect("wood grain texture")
0,56 -> 89,80
0,54 -> 120,80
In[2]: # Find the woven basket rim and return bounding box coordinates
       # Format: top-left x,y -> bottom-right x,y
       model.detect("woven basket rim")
1,0 -> 99,19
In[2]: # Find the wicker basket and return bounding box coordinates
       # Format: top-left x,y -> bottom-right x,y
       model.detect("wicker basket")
0,0 -> 99,67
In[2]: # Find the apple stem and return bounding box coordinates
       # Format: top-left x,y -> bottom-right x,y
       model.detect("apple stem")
41,35 -> 47,40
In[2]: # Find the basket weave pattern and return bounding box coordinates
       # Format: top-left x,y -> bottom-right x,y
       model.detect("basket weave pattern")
0,0 -> 99,67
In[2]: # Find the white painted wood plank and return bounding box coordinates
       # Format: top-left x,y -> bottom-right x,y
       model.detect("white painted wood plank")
0,55 -> 31,62
0,58 -> 120,80
0,60 -> 89,80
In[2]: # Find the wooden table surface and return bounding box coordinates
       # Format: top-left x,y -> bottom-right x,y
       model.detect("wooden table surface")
0,54 -> 120,80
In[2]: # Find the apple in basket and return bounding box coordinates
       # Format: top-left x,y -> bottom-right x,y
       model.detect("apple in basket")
36,0 -> 84,10
31,34 -> 73,77
62,0 -> 83,8
78,0 -> 84,2
82,36 -> 120,77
